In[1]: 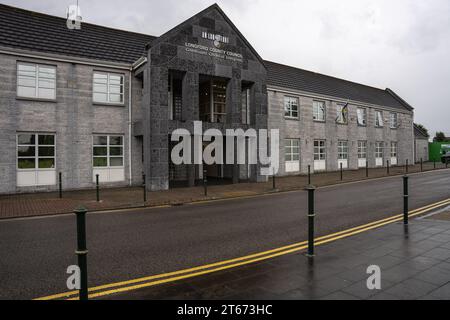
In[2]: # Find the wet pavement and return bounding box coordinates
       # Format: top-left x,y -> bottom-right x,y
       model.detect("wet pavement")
102,217 -> 450,300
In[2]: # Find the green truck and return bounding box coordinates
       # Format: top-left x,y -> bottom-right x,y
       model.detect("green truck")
429,142 -> 450,163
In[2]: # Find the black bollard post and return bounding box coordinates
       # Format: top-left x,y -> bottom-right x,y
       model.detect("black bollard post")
308,165 -> 311,185
403,176 -> 409,225
366,160 -> 369,178
59,172 -> 62,199
420,158 -> 423,172
74,206 -> 88,300
143,174 -> 147,203
387,160 -> 390,175
340,163 -> 343,181
96,174 -> 100,202
272,173 -> 276,190
306,185 -> 316,258
203,169 -> 208,197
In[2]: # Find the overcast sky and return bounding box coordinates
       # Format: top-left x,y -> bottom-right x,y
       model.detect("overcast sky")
3,0 -> 449,137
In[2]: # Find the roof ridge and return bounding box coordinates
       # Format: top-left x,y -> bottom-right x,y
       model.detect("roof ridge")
264,60 -> 388,93
0,3 -> 157,39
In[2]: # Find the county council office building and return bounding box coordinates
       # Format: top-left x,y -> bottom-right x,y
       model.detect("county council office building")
0,3 -> 415,194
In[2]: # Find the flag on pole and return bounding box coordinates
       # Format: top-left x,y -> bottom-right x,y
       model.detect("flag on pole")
336,100 -> 349,123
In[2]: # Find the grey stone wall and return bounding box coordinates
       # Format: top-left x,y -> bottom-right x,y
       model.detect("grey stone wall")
268,88 -> 414,175
0,53 -> 136,194
415,138 -> 429,163
142,6 -> 268,191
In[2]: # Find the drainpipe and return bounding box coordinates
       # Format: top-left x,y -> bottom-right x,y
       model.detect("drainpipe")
128,68 -> 133,186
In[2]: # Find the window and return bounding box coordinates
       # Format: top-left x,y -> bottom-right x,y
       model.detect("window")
357,108 -> 367,126
284,96 -> 299,119
314,140 -> 326,160
390,113 -> 398,129
93,72 -> 124,104
93,135 -> 124,168
199,77 -> 228,123
241,83 -> 252,125
336,104 -> 348,124
391,142 -> 398,158
313,101 -> 325,122
375,110 -> 384,127
338,141 -> 348,160
17,63 -> 56,99
168,72 -> 183,121
285,139 -> 300,162
17,134 -> 55,170
375,142 -> 384,158
358,141 -> 367,159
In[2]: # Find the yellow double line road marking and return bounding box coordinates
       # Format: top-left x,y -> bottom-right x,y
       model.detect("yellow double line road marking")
35,198 -> 450,300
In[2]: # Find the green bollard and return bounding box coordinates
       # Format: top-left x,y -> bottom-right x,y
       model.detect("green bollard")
74,206 -> 88,300
403,176 -> 409,225
306,185 -> 316,258
96,174 -> 100,202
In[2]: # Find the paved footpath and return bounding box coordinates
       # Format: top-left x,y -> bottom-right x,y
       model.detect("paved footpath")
102,216 -> 450,300
0,163 -> 448,219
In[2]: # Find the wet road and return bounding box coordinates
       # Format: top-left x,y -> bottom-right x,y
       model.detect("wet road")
1,170 -> 449,299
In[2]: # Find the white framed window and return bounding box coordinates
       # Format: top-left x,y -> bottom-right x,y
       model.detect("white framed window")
390,142 -> 398,158
313,101 -> 325,122
17,133 -> 56,186
93,135 -> 124,168
314,140 -> 326,161
285,139 -> 300,173
338,141 -> 348,160
93,72 -> 124,104
375,110 -> 384,127
93,135 -> 125,183
358,141 -> 367,159
17,63 -> 56,99
375,142 -> 384,158
284,96 -> 299,119
17,134 -> 55,170
357,108 -> 367,126
285,139 -> 300,162
336,104 -> 348,124
390,112 -> 398,129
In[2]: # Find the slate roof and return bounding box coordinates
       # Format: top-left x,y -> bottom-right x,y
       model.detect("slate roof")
414,124 -> 429,138
0,4 -> 413,111
265,61 -> 411,110
0,4 -> 155,64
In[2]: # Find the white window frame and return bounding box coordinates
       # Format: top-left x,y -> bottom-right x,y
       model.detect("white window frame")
17,134 -> 56,171
313,101 -> 326,122
390,142 -> 398,158
358,141 -> 367,159
314,140 -> 326,161
338,140 -> 349,160
375,110 -> 384,128
375,142 -> 384,158
93,135 -> 124,168
285,139 -> 300,162
17,62 -> 56,100
357,108 -> 367,126
284,96 -> 299,119
93,72 -> 125,104
390,112 -> 398,129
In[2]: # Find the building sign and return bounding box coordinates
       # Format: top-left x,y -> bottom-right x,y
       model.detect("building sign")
201,32 -> 229,48
185,42 -> 243,63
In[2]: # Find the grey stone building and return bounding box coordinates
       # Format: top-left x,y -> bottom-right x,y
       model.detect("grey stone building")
414,124 -> 429,163
0,3 -> 415,194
